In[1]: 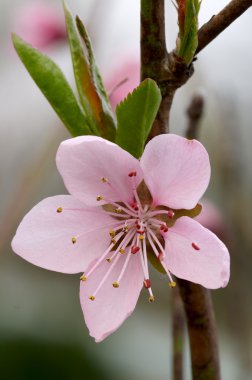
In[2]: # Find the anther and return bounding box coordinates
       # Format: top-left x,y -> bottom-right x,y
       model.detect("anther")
168,210 -> 175,219
109,229 -> 116,237
144,279 -> 151,289
169,281 -> 177,288
128,171 -> 137,177
139,235 -> 145,240
56,207 -> 62,213
115,207 -> 122,213
160,224 -> 168,233
131,246 -> 140,254
112,281 -> 119,288
80,275 -> 87,282
89,295 -> 95,301
192,242 -> 200,250
100,177 -> 108,183
106,258 -> 112,263
96,195 -> 104,201
111,238 -> 117,245
122,225 -> 129,232
119,248 -> 125,254
72,237 -> 77,244
148,295 -> 155,303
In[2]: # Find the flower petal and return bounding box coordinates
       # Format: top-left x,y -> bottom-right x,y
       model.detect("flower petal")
80,252 -> 144,342
140,134 -> 210,209
12,195 -> 115,274
56,136 -> 143,206
164,217 -> 230,289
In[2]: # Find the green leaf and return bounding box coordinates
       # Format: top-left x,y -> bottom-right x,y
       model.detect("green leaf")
177,0 -> 201,64
115,79 -> 161,158
64,3 -> 116,141
12,34 -> 91,137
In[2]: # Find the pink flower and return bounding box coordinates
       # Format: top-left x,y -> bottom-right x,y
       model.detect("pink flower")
12,134 -> 230,342
13,2 -> 66,50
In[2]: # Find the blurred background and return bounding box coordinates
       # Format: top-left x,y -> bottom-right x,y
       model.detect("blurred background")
0,0 -> 252,379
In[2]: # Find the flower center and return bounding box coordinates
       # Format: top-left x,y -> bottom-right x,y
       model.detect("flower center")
81,171 -> 178,303
57,171 -> 201,303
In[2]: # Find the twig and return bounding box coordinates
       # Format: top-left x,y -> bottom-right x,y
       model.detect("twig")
186,93 -> 205,140
197,0 -> 252,54
177,280 -> 220,380
172,286 -> 186,380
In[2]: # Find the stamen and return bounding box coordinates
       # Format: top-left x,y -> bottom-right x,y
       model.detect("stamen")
128,171 -> 137,177
111,238 -> 117,245
112,281 -> 119,288
169,281 -> 177,288
89,295 -> 95,301
131,246 -> 140,254
119,248 -> 125,254
146,227 -> 166,258
106,258 -> 112,263
144,279 -> 151,289
109,229 -> 116,237
71,237 -> 77,244
96,195 -> 104,201
91,254 -> 121,298
100,177 -> 108,183
56,207 -> 62,213
115,236 -> 137,285
192,242 -> 200,250
80,275 -> 87,282
149,295 -> 155,303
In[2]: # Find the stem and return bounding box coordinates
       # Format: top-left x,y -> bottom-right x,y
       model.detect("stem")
196,0 -> 252,54
172,286 -> 185,380
177,280 -> 220,380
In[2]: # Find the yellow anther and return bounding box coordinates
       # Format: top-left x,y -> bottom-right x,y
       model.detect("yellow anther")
139,235 -> 145,240
72,237 -> 77,244
111,238 -> 117,245
123,225 -> 129,232
96,195 -> 104,201
169,281 -> 177,288
112,282 -> 119,288
106,258 -> 112,263
119,248 -> 125,254
109,229 -> 116,237
148,295 -> 155,303
89,295 -> 95,301
80,275 -> 87,282
100,177 -> 108,183
115,207 -> 122,213
57,207 -> 62,213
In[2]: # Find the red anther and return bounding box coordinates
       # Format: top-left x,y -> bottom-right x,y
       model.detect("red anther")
192,242 -> 200,251
134,206 -> 139,211
128,171 -> 137,177
137,230 -> 145,234
158,252 -> 164,261
144,279 -> 151,289
131,246 -> 140,254
168,209 -> 175,219
136,224 -> 141,230
163,227 -> 168,233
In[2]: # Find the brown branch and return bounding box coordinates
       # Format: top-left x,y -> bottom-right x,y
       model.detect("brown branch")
172,286 -> 186,380
196,0 -> 252,54
186,93 -> 205,140
177,280 -> 220,380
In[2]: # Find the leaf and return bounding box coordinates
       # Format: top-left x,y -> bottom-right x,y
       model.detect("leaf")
64,3 -> 116,141
115,79 -> 162,158
12,34 -> 91,137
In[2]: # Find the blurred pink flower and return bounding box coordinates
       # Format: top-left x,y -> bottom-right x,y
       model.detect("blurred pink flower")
13,1 -> 66,50
12,134 -> 230,342
106,60 -> 140,109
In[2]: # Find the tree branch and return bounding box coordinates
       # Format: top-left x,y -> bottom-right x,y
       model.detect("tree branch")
177,280 -> 220,380
196,0 -> 252,54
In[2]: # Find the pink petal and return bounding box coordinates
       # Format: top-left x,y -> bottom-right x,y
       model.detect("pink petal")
164,217 -> 230,289
12,195 -> 115,274
56,136 -> 143,206
80,252 -> 144,342
140,134 -> 210,209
